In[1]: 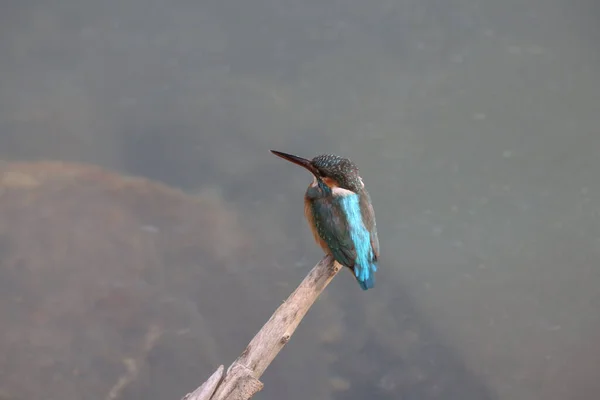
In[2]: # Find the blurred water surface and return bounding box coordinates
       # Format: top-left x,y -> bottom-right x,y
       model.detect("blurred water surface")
1,1 -> 600,399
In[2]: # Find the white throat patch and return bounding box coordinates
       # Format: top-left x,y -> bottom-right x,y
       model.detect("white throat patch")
332,186 -> 356,197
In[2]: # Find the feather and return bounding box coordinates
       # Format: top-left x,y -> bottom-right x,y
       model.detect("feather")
338,193 -> 377,290
359,189 -> 380,261
306,183 -> 378,290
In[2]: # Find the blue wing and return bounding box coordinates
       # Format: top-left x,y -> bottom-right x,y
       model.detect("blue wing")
307,184 -> 377,290
309,196 -> 357,269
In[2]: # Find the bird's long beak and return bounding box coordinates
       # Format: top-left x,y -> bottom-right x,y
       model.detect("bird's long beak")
270,150 -> 320,176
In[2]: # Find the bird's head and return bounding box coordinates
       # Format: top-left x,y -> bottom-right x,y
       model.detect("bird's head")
271,150 -> 363,193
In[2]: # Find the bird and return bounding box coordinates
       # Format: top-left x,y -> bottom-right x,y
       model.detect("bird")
271,150 -> 380,290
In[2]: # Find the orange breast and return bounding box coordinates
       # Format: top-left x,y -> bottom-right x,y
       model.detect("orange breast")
304,196 -> 330,254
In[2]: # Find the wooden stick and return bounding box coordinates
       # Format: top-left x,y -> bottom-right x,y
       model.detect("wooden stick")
182,366 -> 224,400
181,255 -> 341,400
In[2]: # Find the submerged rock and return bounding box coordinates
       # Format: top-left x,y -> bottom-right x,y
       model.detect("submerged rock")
0,161 -> 252,400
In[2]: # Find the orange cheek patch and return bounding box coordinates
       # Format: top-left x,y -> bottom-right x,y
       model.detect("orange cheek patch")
323,177 -> 338,188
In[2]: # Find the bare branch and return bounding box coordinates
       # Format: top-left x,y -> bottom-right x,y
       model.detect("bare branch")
182,254 -> 341,400
182,365 -> 224,400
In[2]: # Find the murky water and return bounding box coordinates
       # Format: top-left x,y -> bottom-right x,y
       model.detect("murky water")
1,1 -> 599,399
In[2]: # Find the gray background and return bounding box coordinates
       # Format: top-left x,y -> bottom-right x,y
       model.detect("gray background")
1,0 -> 599,399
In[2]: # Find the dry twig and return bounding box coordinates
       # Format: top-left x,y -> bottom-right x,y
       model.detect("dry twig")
182,255 -> 340,400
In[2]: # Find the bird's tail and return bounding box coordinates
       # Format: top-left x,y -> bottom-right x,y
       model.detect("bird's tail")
354,262 -> 377,290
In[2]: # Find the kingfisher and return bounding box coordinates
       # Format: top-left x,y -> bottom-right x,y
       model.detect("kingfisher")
271,150 -> 380,290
